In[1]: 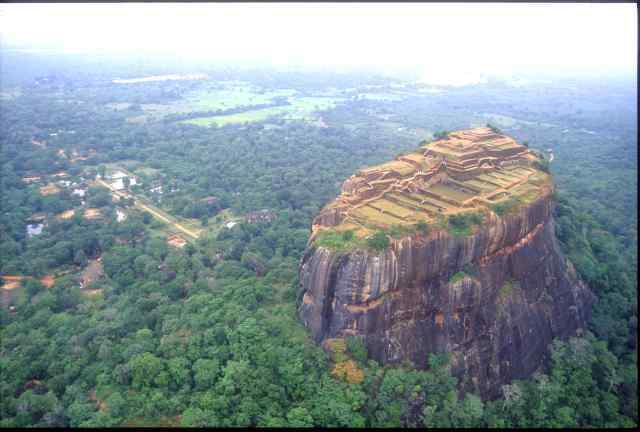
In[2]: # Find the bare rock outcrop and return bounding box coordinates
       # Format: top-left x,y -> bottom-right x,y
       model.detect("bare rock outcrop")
298,185 -> 594,399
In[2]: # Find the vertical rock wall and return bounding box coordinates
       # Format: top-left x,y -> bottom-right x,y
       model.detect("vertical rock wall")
298,190 -> 594,399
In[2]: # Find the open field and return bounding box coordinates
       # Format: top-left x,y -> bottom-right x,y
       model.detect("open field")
132,165 -> 161,176
117,78 -> 344,126
181,96 -> 342,127
479,113 -> 558,130
182,106 -> 288,127
126,83 -> 300,123
184,87 -> 296,111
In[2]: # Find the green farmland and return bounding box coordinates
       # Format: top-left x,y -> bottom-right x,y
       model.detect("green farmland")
182,96 -> 343,127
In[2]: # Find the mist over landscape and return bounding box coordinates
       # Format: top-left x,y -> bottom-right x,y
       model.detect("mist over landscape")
0,2 -> 637,428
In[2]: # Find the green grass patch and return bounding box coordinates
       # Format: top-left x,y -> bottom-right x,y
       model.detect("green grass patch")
314,228 -> 392,253
386,224 -> 414,239
327,338 -> 348,362
182,106 -> 288,126
366,231 -> 390,252
181,96 -> 342,127
314,229 -> 365,252
132,165 -> 160,176
385,222 -> 429,239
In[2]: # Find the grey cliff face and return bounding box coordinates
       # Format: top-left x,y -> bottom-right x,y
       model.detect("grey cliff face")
298,190 -> 594,399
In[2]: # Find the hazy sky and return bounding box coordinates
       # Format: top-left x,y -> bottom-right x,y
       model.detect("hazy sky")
1,3 -> 637,83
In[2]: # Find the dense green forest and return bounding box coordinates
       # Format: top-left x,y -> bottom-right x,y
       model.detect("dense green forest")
0,53 -> 636,427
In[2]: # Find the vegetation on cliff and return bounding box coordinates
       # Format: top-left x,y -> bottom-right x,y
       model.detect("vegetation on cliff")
0,55 -> 636,427
446,211 -> 485,237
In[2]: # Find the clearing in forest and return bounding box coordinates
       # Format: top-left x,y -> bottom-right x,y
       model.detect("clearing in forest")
182,96 -> 342,127
1,275 -> 56,289
125,83 -> 295,122
80,259 -> 103,289
167,234 -> 187,248
1,276 -> 24,290
57,209 -> 76,220
39,183 -> 60,196
83,208 -> 102,220
40,275 -> 55,288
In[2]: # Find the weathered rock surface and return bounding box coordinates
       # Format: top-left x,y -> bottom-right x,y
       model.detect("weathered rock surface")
298,188 -> 594,399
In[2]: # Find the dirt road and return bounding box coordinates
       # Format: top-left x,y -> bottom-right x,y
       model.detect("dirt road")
95,178 -> 200,239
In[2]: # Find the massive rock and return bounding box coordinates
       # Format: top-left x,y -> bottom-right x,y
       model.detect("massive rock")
298,129 -> 594,399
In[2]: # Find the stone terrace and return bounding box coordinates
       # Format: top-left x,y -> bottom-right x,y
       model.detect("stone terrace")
312,127 -> 550,236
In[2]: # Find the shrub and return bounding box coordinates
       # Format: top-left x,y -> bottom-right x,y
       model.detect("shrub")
448,214 -> 467,229
149,219 -> 165,229
534,159 -> 550,173
491,198 -> 521,216
314,229 -> 362,251
387,224 -> 414,239
462,263 -> 475,275
366,231 -> 390,252
415,220 -> 429,233
486,122 -> 502,134
346,336 -> 368,364
449,271 -> 468,284
447,212 -> 485,237
433,130 -> 449,140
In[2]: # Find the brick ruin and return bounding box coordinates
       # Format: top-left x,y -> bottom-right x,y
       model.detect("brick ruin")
313,127 -> 548,234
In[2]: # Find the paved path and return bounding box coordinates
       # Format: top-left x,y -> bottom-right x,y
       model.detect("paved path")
95,178 -> 200,239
